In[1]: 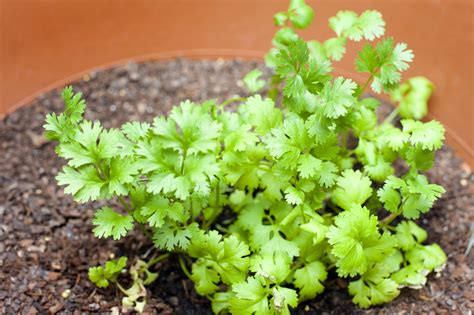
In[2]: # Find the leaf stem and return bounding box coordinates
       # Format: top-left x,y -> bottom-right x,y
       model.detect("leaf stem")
180,149 -> 187,175
219,97 -> 246,110
115,281 -> 129,295
117,195 -> 131,212
380,212 -> 399,227
356,73 -> 374,97
179,255 -> 192,278
147,253 -> 170,268
381,107 -> 400,125
138,224 -> 154,240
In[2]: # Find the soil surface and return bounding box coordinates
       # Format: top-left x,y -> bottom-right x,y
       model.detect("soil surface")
1,59 -> 473,314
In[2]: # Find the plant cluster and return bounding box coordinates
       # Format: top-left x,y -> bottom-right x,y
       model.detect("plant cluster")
45,0 -> 447,312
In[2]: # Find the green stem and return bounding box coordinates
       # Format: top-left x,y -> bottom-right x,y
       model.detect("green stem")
215,224 -> 229,233
380,212 -> 399,227
138,224 -> 153,240
147,253 -> 170,267
115,281 -> 129,295
356,73 -> 374,97
179,255 -> 192,278
219,97 -> 246,109
117,195 -> 131,212
299,206 -> 308,224
180,149 -> 187,175
341,132 -> 348,151
381,107 -> 400,125
290,260 -> 305,272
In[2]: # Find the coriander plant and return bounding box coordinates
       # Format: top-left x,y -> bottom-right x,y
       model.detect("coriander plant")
44,0 -> 447,312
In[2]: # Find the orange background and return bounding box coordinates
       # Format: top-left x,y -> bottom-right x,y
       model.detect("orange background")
1,0 -> 472,165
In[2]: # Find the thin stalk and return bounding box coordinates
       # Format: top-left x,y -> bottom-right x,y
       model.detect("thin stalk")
219,97 -> 246,109
381,107 -> 400,125
138,224 -> 153,240
180,149 -> 187,175
380,212 -> 399,227
299,206 -> 308,224
117,195 -> 131,212
147,253 -> 170,268
356,73 -> 374,97
179,255 -> 192,278
290,260 -> 305,273
115,282 -> 129,295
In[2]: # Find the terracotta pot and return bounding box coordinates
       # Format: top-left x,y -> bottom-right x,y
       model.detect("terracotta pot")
1,0 -> 472,166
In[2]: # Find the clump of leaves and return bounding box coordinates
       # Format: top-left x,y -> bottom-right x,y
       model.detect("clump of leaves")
45,0 -> 447,312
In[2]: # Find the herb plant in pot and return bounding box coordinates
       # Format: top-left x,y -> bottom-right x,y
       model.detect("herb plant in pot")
44,0 -> 448,313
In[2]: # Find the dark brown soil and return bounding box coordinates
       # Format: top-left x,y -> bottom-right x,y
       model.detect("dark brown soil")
1,59 -> 473,314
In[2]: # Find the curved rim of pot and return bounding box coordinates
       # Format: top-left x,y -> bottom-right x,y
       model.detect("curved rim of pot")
5,48 -> 367,116
5,48 -> 473,166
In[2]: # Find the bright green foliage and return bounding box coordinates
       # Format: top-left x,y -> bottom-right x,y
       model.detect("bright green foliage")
329,10 -> 385,41
274,0 -> 314,29
93,207 -> 134,240
355,37 -> 414,93
88,256 -> 127,288
391,76 -> 434,119
243,69 -> 266,93
293,261 -> 327,300
332,170 -> 373,210
46,0 -> 447,312
327,205 -> 397,276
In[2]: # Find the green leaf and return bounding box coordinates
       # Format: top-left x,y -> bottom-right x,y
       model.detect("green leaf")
92,207 -> 134,240
320,77 -> 357,118
318,161 -> 338,187
88,266 -> 110,288
377,175 -> 404,213
329,10 -> 385,41
333,170 -> 373,210
391,76 -> 434,120
405,244 -> 447,271
273,12 -> 288,26
153,222 -> 199,250
297,154 -> 322,179
230,277 -> 269,314
293,261 -> 327,300
272,286 -> 298,314
395,221 -> 427,251
225,124 -> 259,152
122,121 -> 150,141
242,95 -> 283,135
250,253 -> 292,284
288,0 -> 314,29
56,166 -> 105,202
104,256 -> 128,277
243,69 -> 266,93
140,195 -> 184,228
391,263 -> 428,288
153,100 -> 222,155
401,119 -> 445,151
327,205 -> 397,276
349,277 -> 399,308
355,38 -> 413,93
190,260 -> 220,295
44,86 -> 86,141
284,186 -> 305,205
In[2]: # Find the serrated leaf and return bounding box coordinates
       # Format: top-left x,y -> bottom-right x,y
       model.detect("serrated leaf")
293,261 -> 327,300
243,69 -> 266,93
93,207 -> 134,240
333,169 -> 373,210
